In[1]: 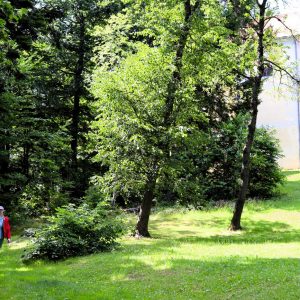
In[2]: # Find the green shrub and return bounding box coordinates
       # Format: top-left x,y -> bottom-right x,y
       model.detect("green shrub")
249,127 -> 285,198
156,116 -> 284,205
157,172 -> 206,208
202,122 -> 284,201
22,204 -> 125,262
201,116 -> 245,201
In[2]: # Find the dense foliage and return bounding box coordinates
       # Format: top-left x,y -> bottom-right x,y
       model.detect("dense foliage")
0,0 -> 123,213
249,128 -> 285,198
22,204 -> 124,261
203,120 -> 284,201
156,118 -> 284,207
0,0 -> 288,238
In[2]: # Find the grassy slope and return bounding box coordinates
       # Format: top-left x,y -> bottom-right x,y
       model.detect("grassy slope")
1,171 -> 300,300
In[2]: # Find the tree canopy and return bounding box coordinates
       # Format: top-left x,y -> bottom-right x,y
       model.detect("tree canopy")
0,0 -> 291,236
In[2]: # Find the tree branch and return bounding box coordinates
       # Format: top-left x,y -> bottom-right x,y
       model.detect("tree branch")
266,15 -> 300,42
256,0 -> 268,8
265,58 -> 300,84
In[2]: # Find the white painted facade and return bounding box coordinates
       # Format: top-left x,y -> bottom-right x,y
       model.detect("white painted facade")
257,13 -> 300,169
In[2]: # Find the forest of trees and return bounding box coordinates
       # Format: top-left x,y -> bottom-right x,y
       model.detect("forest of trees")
0,0 -> 292,249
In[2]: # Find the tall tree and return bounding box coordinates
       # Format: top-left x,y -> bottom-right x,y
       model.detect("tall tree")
92,0 -> 204,237
230,0 -> 280,230
0,0 -> 42,208
135,0 -> 201,237
92,0 -> 243,237
30,0 -> 122,200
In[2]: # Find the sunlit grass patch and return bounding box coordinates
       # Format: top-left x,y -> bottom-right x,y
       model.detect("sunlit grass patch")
1,170 -> 300,299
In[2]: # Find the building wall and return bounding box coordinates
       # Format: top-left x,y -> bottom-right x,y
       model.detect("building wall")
257,37 -> 300,169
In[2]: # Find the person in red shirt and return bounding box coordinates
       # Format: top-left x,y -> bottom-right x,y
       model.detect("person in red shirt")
0,206 -> 11,248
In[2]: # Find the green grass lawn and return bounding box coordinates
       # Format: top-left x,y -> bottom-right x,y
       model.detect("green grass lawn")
1,171 -> 300,299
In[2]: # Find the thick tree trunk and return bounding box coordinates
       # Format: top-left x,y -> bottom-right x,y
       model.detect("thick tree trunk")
0,139 -> 11,205
71,95 -> 80,169
135,183 -> 155,238
230,0 -> 267,230
0,141 -> 10,203
69,15 -> 86,200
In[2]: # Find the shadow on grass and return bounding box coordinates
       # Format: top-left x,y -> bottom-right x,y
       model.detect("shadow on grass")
2,243 -> 300,300
148,217 -> 300,244
175,228 -> 300,245
1,170 -> 300,298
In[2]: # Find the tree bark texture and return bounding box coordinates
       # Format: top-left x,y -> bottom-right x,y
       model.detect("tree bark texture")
230,88 -> 259,230
230,0 -> 267,230
0,138 -> 11,204
135,179 -> 156,237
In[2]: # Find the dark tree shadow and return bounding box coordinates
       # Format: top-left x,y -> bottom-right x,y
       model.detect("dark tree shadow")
2,245 -> 300,300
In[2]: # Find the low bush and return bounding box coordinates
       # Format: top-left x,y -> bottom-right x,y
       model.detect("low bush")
22,204 -> 125,262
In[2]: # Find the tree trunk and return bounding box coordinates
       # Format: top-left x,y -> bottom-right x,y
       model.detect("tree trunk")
69,15 -> 86,200
134,0 -> 201,238
22,143 -> 30,179
230,0 -> 267,230
135,182 -> 155,238
71,15 -> 85,170
230,93 -> 259,230
0,143 -> 9,176
163,0 -> 200,126
0,136 -> 11,206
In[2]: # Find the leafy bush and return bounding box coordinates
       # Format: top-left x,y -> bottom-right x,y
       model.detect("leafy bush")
157,171 -> 206,209
249,127 -> 285,198
17,183 -> 70,217
22,204 -> 125,262
201,116 -> 246,201
156,116 -> 284,205
203,123 -> 284,201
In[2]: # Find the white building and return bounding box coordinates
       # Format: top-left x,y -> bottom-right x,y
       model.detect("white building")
257,12 -> 300,169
